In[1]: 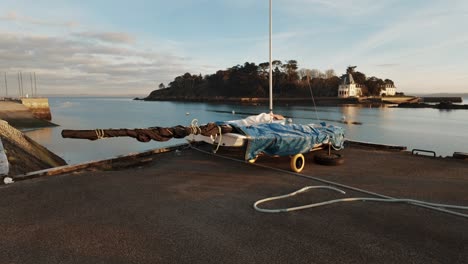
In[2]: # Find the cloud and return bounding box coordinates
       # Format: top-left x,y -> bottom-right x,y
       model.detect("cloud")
0,11 -> 78,28
1,11 -> 17,20
73,31 -> 136,44
1,2 -> 467,95
277,0 -> 390,17
0,31 -> 193,95
375,64 -> 399,67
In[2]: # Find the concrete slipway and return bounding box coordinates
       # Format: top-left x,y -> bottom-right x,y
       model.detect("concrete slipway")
0,143 -> 467,264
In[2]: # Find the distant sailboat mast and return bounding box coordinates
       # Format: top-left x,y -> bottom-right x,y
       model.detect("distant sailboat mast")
269,0 -> 273,115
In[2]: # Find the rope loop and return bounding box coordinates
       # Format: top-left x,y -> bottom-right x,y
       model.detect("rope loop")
95,129 -> 106,139
189,145 -> 468,219
190,119 -> 202,135
253,185 -> 468,214
213,126 -> 223,153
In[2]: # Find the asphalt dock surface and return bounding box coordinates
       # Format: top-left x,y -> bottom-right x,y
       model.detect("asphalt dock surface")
0,145 -> 467,263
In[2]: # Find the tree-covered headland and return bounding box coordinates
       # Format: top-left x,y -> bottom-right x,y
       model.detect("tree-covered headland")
145,61 -> 396,100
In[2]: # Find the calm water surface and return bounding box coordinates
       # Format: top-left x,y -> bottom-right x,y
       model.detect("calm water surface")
25,97 -> 468,164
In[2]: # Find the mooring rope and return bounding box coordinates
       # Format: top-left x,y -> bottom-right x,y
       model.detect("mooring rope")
307,77 -> 321,123
188,144 -> 468,219
190,119 -> 201,135
213,125 -> 223,154
95,129 -> 106,139
189,118 -> 224,153
253,185 -> 468,214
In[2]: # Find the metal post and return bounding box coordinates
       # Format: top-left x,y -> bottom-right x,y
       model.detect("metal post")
269,0 -> 273,115
17,72 -> 21,97
20,72 -> 24,97
3,73 -> 7,97
30,72 -> 33,97
34,72 -> 37,97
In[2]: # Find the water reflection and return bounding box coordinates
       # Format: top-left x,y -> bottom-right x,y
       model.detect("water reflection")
23,97 -> 468,164
24,127 -> 53,144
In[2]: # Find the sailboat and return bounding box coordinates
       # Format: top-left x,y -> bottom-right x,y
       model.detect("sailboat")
188,0 -> 280,148
185,0 -> 345,170
61,0 -> 345,172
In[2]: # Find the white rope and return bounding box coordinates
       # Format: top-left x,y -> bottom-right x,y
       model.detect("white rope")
189,144 -> 468,219
212,126 -> 223,154
95,129 -> 106,139
190,119 -> 201,135
189,119 -> 223,153
254,186 -> 344,213
306,77 -> 321,122
254,185 -> 468,214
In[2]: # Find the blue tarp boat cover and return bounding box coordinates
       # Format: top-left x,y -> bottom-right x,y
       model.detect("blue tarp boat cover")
233,123 -> 345,160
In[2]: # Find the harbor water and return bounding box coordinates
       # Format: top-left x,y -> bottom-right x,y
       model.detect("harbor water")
24,97 -> 468,164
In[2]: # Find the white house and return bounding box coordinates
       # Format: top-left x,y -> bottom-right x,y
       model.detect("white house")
338,73 -> 362,98
379,83 -> 397,96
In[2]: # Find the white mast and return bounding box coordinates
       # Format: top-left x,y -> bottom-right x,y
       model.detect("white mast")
269,0 -> 273,115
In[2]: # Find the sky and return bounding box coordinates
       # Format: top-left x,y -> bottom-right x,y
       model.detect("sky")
0,0 -> 467,96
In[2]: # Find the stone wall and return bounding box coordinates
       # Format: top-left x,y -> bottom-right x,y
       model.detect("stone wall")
21,98 -> 52,120
0,100 -> 56,129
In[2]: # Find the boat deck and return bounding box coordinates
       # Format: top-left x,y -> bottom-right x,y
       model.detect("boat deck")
1,144 -> 467,263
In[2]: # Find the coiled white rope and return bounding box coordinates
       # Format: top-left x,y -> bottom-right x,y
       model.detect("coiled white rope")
254,185 -> 468,214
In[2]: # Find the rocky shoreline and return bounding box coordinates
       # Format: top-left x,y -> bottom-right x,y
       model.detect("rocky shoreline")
396,101 -> 468,110
137,96 -> 362,105
137,95 -> 467,109
136,96 -> 399,106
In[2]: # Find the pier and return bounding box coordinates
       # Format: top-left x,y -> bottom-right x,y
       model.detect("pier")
1,142 -> 467,263
0,98 -> 55,129
0,71 -> 56,128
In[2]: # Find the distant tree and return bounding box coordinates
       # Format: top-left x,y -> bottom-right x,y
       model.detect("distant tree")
258,62 -> 269,78
352,71 -> 366,84
325,69 -> 336,79
282,60 -> 298,81
273,67 -> 287,95
145,61 -> 395,99
298,68 -> 311,80
365,76 -> 385,96
384,79 -> 394,86
272,60 -> 282,71
310,69 -> 323,79
346,66 -> 357,74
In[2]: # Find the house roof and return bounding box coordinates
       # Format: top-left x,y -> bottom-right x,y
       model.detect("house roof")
342,73 -> 355,85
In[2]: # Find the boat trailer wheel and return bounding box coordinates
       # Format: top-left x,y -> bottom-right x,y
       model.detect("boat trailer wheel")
314,152 -> 344,166
248,156 -> 258,163
290,153 -> 305,173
